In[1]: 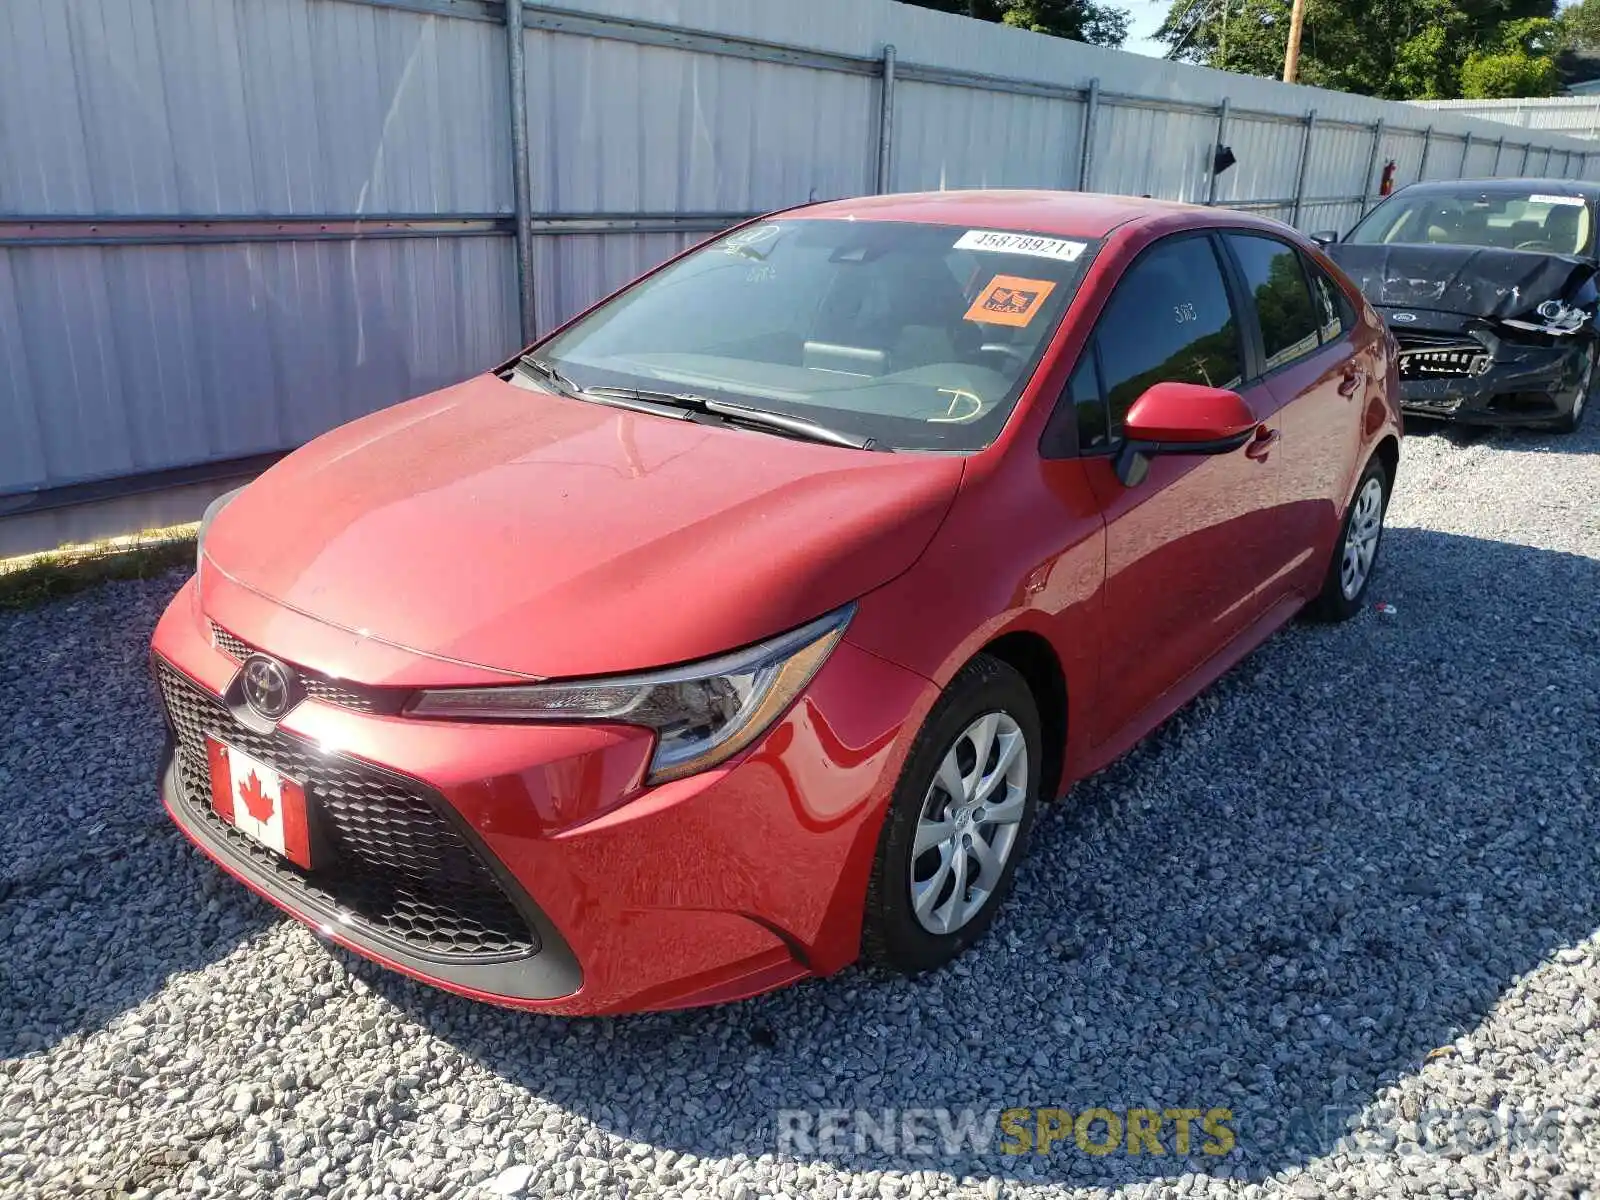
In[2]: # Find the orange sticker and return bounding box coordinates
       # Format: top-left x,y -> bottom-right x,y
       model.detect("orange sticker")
964,275 -> 1058,327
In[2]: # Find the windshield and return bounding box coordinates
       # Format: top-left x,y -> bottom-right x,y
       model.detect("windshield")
1346,188 -> 1594,256
533,219 -> 1099,451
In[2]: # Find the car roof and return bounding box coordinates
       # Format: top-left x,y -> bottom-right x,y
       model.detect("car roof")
791,189 -> 1220,240
1395,177 -> 1600,200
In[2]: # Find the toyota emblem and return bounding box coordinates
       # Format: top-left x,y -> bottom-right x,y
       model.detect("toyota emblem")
241,655 -> 295,720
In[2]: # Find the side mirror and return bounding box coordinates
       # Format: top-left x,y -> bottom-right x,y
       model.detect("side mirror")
1309,230 -> 1339,248
1114,383 -> 1259,487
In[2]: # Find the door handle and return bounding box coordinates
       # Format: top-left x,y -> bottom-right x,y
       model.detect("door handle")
1245,426 -> 1280,461
1338,369 -> 1367,397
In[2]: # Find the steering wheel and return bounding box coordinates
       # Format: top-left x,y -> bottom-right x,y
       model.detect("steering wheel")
1515,239 -> 1557,252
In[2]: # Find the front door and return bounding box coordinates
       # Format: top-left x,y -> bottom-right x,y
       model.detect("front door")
1070,233 -> 1284,747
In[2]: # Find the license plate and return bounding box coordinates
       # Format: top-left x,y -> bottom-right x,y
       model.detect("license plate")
205,736 -> 313,869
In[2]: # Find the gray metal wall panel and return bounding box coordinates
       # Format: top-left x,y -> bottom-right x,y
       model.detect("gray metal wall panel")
1092,105 -> 1217,201
894,83 -> 1083,193
532,231 -> 705,332
0,0 -> 510,217
1211,115 -> 1304,205
1383,130 -> 1427,190
1303,123 -> 1373,199
1416,99 -> 1600,141
1,238 -> 518,491
523,29 -> 875,212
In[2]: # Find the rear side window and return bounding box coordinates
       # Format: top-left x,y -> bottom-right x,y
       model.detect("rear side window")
1307,262 -> 1354,344
1093,236 -> 1244,433
1227,234 -> 1321,371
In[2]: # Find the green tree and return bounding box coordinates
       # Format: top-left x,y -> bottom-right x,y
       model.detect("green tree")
1562,0 -> 1600,50
901,0 -> 1132,46
1461,49 -> 1563,95
1157,0 -> 1560,100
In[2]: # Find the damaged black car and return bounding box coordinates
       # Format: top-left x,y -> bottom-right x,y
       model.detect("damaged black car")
1322,179 -> 1596,433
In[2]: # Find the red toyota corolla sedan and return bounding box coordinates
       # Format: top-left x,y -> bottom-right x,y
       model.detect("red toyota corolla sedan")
152,191 -> 1400,1015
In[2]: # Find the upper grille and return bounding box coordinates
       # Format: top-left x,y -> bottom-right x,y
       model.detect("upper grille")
210,622 -> 379,714
211,624 -> 252,661
158,662 -> 537,961
1397,338 -> 1491,381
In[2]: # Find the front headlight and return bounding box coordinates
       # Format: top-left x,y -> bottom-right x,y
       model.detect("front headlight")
404,606 -> 854,785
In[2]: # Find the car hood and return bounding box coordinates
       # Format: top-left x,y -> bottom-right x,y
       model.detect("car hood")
203,374 -> 965,679
1327,243 -> 1595,320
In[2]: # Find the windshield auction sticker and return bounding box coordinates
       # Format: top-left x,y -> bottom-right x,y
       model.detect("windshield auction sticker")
955,230 -> 1088,261
1531,194 -> 1585,207
965,275 -> 1058,327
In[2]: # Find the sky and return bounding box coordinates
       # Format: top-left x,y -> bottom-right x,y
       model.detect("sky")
1124,0 -> 1169,57
1122,0 -> 1584,59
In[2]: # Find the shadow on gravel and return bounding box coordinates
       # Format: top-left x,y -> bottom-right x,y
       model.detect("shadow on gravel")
368,528 -> 1600,1190
0,574 -> 274,1060
1403,412 -> 1599,455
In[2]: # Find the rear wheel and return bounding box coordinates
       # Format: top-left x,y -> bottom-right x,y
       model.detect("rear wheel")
862,655 -> 1041,975
1305,456 -> 1389,623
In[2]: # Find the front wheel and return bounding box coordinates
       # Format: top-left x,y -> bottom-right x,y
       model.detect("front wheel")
862,655 -> 1041,976
1552,355 -> 1592,434
1305,456 -> 1390,623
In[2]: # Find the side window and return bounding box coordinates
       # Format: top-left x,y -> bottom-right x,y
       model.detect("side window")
1095,236 -> 1244,432
1307,261 -> 1355,344
1227,234 -> 1322,371
1068,352 -> 1108,452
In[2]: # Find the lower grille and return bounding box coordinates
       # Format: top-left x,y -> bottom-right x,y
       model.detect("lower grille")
158,662 -> 537,961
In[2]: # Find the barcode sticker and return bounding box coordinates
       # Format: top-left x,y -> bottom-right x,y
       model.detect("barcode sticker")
954,230 -> 1088,262
1531,194 -> 1586,207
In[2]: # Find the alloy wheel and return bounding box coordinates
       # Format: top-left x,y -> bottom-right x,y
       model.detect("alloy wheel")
909,712 -> 1029,935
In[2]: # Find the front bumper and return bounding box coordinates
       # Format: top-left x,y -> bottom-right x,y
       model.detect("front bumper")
1397,339 -> 1589,426
152,578 -> 938,1015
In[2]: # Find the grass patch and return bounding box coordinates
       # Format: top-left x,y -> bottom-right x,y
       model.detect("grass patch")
0,525 -> 198,611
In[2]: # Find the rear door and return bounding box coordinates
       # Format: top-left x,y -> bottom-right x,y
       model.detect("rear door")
1070,233 -> 1284,748
1222,233 -> 1366,585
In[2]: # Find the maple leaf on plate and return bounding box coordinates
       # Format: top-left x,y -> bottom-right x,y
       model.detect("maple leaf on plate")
238,770 -> 276,824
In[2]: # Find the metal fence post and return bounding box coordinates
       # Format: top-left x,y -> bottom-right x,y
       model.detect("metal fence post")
1078,78 -> 1101,192
1419,125 -> 1434,182
876,45 -> 897,194
1520,143 -> 1532,174
504,0 -> 536,344
1207,98 -> 1231,205
1292,109 -> 1317,227
1360,118 -> 1385,216
1461,130 -> 1473,175
1493,135 -> 1506,176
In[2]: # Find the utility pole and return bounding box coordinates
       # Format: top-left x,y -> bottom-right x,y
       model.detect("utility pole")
1283,0 -> 1307,83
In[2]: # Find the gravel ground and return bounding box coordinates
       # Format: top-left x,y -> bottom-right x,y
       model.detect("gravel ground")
3,417 -> 1598,1200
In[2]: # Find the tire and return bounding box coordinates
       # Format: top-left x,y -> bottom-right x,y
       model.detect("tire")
1305,455 -> 1390,623
1552,353 -> 1593,435
862,654 -> 1042,976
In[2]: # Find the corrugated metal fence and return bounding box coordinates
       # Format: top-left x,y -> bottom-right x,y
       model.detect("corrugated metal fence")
4,0 -> 1598,515
1415,98 -> 1600,142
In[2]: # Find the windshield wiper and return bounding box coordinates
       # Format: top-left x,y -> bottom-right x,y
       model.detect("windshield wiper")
509,358 -> 695,420
583,386 -> 878,451
512,354 -> 580,396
